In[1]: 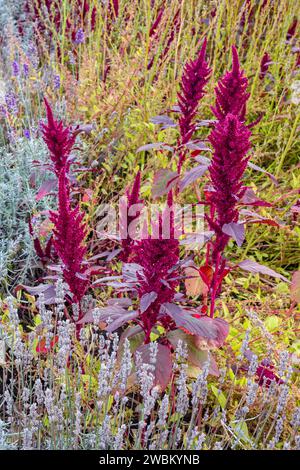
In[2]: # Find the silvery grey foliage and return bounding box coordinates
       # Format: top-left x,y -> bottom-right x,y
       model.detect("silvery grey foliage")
0,419 -> 16,449
0,0 -> 35,65
0,297 -> 297,451
0,137 -> 53,290
0,0 -> 25,37
0,327 -> 297,450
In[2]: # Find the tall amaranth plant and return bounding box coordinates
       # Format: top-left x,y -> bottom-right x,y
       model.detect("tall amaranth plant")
206,114 -> 251,316
29,99 -> 77,265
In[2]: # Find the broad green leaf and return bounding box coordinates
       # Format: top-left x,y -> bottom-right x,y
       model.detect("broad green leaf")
211,385 -> 227,409
265,315 -> 281,331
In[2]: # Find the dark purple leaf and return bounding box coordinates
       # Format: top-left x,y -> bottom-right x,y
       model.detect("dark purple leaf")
150,115 -> 177,129
152,169 -> 179,198
196,119 -> 216,128
194,317 -> 229,348
239,209 -> 282,227
179,164 -> 209,192
122,263 -> 144,282
36,179 -> 57,201
106,311 -> 138,333
184,141 -> 212,152
107,298 -> 132,308
106,248 -> 122,261
18,284 -> 57,305
239,188 -> 272,207
77,305 -> 125,324
37,286 -> 57,305
92,275 -> 122,286
89,251 -> 114,261
136,343 -> 172,390
78,305 -> 138,331
248,162 -> 278,186
137,142 -> 174,153
180,231 -> 214,247
140,291 -> 158,313
72,124 -> 94,137
222,222 -> 245,247
19,283 -> 53,295
161,303 -> 229,343
238,259 -> 289,282
195,155 -> 211,165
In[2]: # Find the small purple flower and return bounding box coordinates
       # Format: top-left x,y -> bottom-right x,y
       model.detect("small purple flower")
5,91 -> 18,115
38,120 -> 44,132
74,28 -> 85,45
12,60 -> 20,77
24,129 -> 30,139
53,74 -> 60,90
23,63 -> 29,78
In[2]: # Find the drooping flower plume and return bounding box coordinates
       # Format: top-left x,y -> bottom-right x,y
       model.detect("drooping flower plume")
177,38 -> 211,171
50,166 -> 89,306
42,98 -> 76,177
211,46 -> 249,122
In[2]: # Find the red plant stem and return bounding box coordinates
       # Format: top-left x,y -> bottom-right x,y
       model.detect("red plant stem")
209,251 -> 221,318
177,149 -> 187,175
143,313 -> 153,344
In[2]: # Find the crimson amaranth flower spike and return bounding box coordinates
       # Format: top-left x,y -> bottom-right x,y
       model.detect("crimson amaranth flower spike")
211,46 -> 249,122
50,166 -> 89,307
42,98 -> 76,177
208,113 -> 251,260
177,38 -> 211,171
